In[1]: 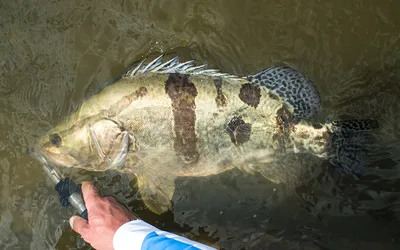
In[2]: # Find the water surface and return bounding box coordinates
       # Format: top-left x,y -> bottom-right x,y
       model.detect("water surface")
1,0 -> 400,249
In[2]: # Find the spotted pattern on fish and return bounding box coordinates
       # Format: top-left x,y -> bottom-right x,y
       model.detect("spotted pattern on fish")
165,74 -> 199,163
248,66 -> 321,119
329,119 -> 379,133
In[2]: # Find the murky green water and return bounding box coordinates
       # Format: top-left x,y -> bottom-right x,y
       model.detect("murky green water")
1,0 -> 400,249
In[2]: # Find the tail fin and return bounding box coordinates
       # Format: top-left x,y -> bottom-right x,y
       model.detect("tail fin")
328,119 -> 379,179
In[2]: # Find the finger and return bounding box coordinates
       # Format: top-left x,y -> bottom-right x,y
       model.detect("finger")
69,215 -> 89,237
81,181 -> 101,210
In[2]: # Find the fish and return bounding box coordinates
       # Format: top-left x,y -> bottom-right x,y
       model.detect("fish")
33,55 -> 378,214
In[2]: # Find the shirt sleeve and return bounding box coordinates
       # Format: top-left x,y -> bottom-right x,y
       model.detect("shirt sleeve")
113,219 -> 217,250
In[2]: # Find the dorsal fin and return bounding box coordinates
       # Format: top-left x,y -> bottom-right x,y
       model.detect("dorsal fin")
123,56 -> 321,121
247,66 -> 321,120
123,55 -> 241,79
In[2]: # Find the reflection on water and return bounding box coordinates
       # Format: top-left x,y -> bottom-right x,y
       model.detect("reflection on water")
1,0 -> 400,249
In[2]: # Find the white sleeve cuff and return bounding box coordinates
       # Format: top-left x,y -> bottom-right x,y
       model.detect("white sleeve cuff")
113,220 -> 159,250
113,219 -> 216,250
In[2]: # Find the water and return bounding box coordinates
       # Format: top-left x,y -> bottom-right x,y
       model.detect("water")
1,0 -> 400,249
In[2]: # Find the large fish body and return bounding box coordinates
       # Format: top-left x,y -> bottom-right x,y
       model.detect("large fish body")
34,56 -> 377,213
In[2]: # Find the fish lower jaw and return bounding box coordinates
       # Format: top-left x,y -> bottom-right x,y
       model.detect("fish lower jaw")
33,149 -> 76,169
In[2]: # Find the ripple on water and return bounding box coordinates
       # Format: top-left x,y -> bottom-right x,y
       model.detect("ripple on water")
1,0 -> 400,249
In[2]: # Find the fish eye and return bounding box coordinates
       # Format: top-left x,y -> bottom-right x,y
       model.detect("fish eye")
50,133 -> 62,147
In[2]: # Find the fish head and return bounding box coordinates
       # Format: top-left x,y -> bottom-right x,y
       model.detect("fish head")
35,112 -> 127,172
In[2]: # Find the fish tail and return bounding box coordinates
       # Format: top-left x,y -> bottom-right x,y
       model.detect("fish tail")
327,119 -> 379,179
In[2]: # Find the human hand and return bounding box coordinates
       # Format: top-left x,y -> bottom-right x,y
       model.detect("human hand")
69,181 -> 136,250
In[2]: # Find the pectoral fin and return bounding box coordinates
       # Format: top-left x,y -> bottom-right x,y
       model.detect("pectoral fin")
136,173 -> 175,214
109,131 -> 130,170
122,150 -> 178,214
89,126 -> 107,160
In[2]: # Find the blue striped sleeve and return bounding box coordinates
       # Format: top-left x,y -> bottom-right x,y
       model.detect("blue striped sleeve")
113,219 -> 216,250
142,231 -> 201,250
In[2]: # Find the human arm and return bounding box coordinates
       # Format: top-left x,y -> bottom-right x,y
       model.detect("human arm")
69,181 -> 216,250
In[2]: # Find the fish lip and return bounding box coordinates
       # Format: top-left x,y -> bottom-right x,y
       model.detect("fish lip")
29,146 -> 48,165
29,145 -> 71,168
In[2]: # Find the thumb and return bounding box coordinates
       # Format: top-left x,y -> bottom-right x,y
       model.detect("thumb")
69,215 -> 89,236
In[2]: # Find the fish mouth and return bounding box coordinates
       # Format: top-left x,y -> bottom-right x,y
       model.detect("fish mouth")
29,147 -> 49,165
29,146 -> 77,168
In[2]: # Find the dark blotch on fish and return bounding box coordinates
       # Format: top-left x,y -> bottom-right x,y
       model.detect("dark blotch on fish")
165,74 -> 199,163
227,116 -> 252,145
214,79 -> 228,107
276,106 -> 296,133
239,83 -> 261,108
273,106 -> 296,147
135,87 -> 147,98
312,123 -> 323,129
